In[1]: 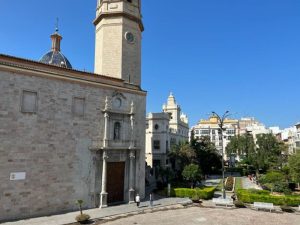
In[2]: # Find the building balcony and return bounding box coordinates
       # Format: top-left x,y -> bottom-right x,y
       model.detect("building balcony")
90,139 -> 138,151
294,136 -> 300,142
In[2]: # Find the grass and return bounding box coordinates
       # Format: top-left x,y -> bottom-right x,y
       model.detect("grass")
215,179 -> 223,191
235,177 -> 243,191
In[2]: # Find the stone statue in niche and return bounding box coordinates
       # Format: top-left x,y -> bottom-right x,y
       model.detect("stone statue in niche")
114,122 -> 121,140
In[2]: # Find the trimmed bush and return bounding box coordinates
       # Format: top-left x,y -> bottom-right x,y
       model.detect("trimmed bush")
236,189 -> 300,206
166,186 -> 216,200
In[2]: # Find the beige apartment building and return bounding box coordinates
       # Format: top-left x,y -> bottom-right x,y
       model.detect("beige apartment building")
192,116 -> 239,159
192,116 -> 271,160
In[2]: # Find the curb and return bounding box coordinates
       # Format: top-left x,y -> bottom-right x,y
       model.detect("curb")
65,201 -> 193,225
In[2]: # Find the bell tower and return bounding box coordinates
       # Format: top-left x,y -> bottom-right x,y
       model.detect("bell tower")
94,0 -> 143,86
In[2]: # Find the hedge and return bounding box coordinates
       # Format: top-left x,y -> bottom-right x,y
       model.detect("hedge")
166,187 -> 216,200
236,189 -> 300,206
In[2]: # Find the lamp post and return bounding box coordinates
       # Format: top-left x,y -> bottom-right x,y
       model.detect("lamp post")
212,111 -> 230,199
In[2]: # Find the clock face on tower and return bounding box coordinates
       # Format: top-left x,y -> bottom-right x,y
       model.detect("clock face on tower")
125,32 -> 135,43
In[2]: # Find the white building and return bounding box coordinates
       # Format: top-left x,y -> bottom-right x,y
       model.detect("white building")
245,122 -> 271,143
145,94 -> 189,169
277,124 -> 300,154
295,123 -> 300,150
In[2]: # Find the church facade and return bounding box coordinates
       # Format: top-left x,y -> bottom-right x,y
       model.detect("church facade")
0,0 -> 145,222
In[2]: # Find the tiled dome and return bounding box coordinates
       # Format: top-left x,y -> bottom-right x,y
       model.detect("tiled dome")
40,51 -> 72,69
39,29 -> 72,69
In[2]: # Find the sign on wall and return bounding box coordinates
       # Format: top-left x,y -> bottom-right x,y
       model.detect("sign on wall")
10,172 -> 26,181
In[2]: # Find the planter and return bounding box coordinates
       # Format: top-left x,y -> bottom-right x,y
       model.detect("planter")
234,200 -> 246,208
192,199 -> 202,204
75,214 -> 91,224
280,206 -> 296,213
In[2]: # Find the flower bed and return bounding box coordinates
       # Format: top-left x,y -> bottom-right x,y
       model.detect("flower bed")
236,189 -> 300,206
225,176 -> 235,191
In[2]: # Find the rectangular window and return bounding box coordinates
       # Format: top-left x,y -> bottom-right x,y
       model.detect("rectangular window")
21,90 -> 37,113
73,97 -> 85,117
153,140 -> 160,150
227,129 -> 235,135
170,138 -> 176,146
200,129 -> 210,135
195,130 -> 199,134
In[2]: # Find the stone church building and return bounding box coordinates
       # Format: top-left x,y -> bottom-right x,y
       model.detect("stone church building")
0,0 -> 146,222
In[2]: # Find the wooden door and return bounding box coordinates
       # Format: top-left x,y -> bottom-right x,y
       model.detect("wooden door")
107,162 -> 125,204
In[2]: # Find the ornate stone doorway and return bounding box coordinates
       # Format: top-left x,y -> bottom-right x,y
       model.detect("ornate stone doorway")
107,162 -> 125,204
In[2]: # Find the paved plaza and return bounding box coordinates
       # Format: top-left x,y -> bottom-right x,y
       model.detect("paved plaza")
104,207 -> 300,225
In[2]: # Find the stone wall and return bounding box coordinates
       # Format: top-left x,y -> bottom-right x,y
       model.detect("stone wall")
0,69 -> 146,222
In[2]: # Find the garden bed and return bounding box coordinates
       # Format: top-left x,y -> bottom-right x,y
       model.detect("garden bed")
236,189 -> 300,206
225,176 -> 235,192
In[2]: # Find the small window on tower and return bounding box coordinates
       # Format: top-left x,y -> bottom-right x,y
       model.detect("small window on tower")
127,0 -> 132,3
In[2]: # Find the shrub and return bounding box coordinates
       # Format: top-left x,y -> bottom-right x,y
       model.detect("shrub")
236,189 -> 300,206
166,186 -> 216,200
259,171 -> 286,184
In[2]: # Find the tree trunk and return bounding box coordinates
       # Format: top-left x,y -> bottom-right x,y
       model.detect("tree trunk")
255,169 -> 259,178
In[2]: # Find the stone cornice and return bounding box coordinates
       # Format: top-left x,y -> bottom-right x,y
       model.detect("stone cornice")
0,54 -> 146,96
94,12 -> 144,32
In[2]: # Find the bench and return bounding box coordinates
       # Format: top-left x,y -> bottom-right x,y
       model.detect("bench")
253,202 -> 274,212
212,198 -> 234,207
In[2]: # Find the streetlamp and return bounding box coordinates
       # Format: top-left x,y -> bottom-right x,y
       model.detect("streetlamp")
212,111 -> 230,199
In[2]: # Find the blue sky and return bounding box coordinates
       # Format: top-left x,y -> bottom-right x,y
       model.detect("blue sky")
1,0 -> 300,128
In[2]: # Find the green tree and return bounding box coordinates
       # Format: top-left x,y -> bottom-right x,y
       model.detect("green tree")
182,164 -> 201,188
226,134 -> 255,158
249,133 -> 286,175
169,142 -> 196,174
192,136 -> 222,176
288,151 -> 300,186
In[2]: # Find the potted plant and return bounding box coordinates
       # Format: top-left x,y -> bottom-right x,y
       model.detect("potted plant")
75,200 -> 91,224
191,193 -> 201,204
234,200 -> 246,208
